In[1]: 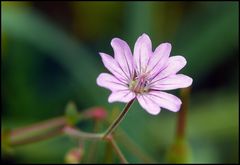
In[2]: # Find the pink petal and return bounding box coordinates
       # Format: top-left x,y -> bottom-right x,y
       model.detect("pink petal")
108,90 -> 135,103
133,33 -> 152,75
96,73 -> 128,92
147,91 -> 182,112
99,52 -> 129,83
137,94 -> 161,115
111,38 -> 134,79
150,74 -> 193,90
147,43 -> 171,79
151,55 -> 187,81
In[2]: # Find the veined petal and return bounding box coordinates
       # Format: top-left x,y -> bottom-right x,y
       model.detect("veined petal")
96,73 -> 128,92
147,91 -> 182,112
147,43 -> 171,79
133,33 -> 152,75
150,74 -> 193,90
137,94 -> 161,115
108,90 -> 135,103
111,38 -> 134,79
99,52 -> 129,83
151,55 -> 187,81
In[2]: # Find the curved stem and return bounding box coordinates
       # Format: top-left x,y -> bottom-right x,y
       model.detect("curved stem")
103,99 -> 135,139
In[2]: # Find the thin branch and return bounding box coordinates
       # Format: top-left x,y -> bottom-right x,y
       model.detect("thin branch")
116,128 -> 156,163
108,137 -> 128,164
63,126 -> 103,140
8,107 -> 104,147
63,127 -> 128,163
86,120 -> 100,162
176,87 -> 191,139
11,128 -> 62,146
11,116 -> 65,137
6,100 -> 136,164
10,117 -> 66,146
103,99 -> 135,139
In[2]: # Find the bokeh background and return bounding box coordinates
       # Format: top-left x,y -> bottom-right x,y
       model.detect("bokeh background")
1,1 -> 239,163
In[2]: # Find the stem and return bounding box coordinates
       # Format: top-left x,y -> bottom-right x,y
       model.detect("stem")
103,99 -> 135,139
86,120 -> 100,162
116,128 -> 156,163
176,87 -> 191,139
10,116 -> 66,146
11,128 -> 62,146
6,100 -> 135,162
108,137 -> 128,164
63,127 -> 128,163
103,140 -> 114,163
63,126 -> 103,140
11,116 -> 65,137
7,107 -> 105,147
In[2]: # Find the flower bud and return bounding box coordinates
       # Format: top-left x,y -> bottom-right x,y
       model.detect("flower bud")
65,148 -> 83,164
84,107 -> 107,120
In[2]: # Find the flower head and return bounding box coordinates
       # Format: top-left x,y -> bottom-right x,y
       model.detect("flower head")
97,33 -> 192,115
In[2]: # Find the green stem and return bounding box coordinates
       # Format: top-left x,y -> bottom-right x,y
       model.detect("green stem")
7,107 -> 104,146
108,137 -> 128,164
116,128 -> 156,163
6,100 -> 135,163
63,127 -> 128,163
176,87 -> 191,139
10,116 -> 66,146
11,128 -> 62,146
86,120 -> 100,162
63,126 -> 103,140
11,117 -> 65,137
103,99 -> 135,139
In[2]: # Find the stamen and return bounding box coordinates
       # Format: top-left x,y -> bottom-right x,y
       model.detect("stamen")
129,75 -> 149,94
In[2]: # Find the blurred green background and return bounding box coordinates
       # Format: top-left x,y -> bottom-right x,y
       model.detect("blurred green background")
1,1 -> 239,163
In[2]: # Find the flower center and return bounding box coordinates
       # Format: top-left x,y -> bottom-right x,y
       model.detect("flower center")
129,75 -> 149,94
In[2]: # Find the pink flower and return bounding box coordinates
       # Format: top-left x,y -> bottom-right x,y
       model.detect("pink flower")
97,33 -> 192,115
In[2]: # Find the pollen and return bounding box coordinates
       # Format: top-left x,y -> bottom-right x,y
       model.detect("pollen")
129,76 -> 149,94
